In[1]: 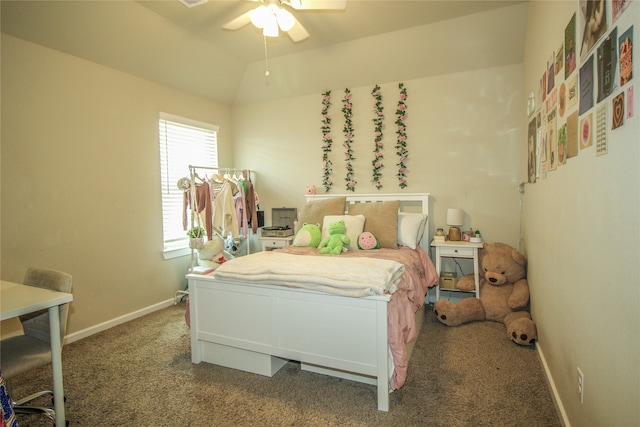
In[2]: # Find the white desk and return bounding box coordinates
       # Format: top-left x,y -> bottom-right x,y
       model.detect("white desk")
1,280 -> 73,426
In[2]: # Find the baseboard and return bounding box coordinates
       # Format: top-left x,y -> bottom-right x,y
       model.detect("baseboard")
536,342 -> 571,427
64,298 -> 175,344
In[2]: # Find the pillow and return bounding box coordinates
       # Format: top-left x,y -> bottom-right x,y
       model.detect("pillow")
348,200 -> 400,249
398,212 -> 428,249
298,197 -> 346,231
320,215 -> 365,251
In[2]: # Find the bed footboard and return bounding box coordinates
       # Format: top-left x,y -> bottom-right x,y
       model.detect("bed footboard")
188,274 -> 392,411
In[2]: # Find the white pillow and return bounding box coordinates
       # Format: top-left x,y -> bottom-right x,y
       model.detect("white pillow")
320,215 -> 366,251
397,212 -> 427,249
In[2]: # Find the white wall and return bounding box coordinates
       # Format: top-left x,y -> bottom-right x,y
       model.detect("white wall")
522,2 -> 639,426
1,35 -> 233,335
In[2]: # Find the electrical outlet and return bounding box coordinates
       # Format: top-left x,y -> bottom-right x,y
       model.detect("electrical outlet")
577,368 -> 584,404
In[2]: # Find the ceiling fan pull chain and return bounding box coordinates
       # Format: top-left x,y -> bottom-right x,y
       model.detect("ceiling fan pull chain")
263,35 -> 270,78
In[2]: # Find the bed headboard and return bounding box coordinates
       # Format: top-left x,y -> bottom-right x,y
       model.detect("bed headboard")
304,193 -> 430,252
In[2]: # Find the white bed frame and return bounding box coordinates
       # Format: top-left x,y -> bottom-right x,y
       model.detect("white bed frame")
188,193 -> 430,411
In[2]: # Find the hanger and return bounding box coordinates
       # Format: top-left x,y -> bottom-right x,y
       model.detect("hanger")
211,173 -> 225,184
194,172 -> 206,184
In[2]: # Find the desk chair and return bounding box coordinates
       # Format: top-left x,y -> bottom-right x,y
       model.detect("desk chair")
0,267 -> 72,425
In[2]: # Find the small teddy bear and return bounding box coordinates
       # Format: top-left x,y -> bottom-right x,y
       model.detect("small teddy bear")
318,220 -> 350,255
433,242 -> 537,346
197,235 -> 225,268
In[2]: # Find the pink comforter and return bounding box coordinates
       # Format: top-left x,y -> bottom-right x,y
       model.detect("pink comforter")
277,245 -> 439,389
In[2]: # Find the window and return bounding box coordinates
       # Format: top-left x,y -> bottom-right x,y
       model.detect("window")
158,113 -> 218,256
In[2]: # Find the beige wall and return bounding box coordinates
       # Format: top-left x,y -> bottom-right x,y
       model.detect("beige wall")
233,65 -> 525,250
234,3 -> 528,105
522,2 -> 639,426
1,35 -> 233,336
2,6 -> 526,336
4,2 -> 639,424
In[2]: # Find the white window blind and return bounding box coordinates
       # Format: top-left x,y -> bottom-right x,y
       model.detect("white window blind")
159,112 -> 218,254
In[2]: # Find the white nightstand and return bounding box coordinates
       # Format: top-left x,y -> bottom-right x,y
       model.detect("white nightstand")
431,240 -> 483,301
259,235 -> 294,251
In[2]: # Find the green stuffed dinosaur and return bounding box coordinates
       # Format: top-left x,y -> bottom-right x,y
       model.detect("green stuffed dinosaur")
318,220 -> 350,255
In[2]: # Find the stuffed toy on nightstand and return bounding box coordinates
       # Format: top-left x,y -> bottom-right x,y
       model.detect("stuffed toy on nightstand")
433,242 -> 537,346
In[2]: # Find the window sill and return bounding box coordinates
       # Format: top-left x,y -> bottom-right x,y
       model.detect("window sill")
163,247 -> 190,260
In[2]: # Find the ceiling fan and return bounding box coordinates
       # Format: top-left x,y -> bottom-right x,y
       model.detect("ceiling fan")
221,0 -> 347,42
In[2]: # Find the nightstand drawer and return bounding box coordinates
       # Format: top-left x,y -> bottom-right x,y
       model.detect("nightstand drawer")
263,240 -> 289,249
259,235 -> 294,251
439,246 -> 474,257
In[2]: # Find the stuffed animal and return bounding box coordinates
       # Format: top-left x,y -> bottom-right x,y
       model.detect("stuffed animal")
318,220 -> 350,255
225,236 -> 245,256
433,242 -> 537,346
505,311 -> 538,346
357,231 -> 379,250
293,223 -> 322,247
197,235 -> 225,268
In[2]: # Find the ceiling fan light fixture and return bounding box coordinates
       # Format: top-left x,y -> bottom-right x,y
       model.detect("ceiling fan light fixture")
250,5 -> 270,29
275,8 -> 295,32
262,13 -> 279,37
223,0 -> 344,42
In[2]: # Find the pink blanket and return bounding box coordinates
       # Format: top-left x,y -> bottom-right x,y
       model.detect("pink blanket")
277,245 -> 439,389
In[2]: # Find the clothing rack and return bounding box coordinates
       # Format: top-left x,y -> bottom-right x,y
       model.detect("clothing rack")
188,165 -> 252,176
187,165 -> 256,271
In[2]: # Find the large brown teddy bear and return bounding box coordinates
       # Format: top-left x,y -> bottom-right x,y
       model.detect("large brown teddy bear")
433,242 -> 537,346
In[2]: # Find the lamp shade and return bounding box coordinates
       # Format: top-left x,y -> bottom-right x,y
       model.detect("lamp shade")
446,208 -> 464,227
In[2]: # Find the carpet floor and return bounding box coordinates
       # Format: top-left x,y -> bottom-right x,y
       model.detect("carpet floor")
7,302 -> 561,426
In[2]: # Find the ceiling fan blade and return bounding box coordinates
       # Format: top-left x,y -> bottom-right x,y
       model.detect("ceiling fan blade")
287,0 -> 347,10
286,16 -> 310,42
222,10 -> 253,30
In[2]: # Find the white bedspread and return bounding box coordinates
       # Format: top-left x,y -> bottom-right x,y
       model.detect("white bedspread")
213,251 -> 404,297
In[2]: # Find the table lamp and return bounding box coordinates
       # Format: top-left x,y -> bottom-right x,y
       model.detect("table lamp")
446,208 -> 464,241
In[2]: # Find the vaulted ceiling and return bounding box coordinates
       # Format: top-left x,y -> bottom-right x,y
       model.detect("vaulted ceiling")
1,0 -> 527,105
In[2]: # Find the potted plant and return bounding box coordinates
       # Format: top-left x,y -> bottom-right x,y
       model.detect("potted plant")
187,226 -> 206,249
470,230 -> 482,243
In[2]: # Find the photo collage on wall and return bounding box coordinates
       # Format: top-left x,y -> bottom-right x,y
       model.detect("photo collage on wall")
527,0 -> 635,183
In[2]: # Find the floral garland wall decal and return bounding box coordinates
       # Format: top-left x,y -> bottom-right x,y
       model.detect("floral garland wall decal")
395,82 -> 409,189
371,84 -> 384,190
321,90 -> 333,192
342,88 -> 356,191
